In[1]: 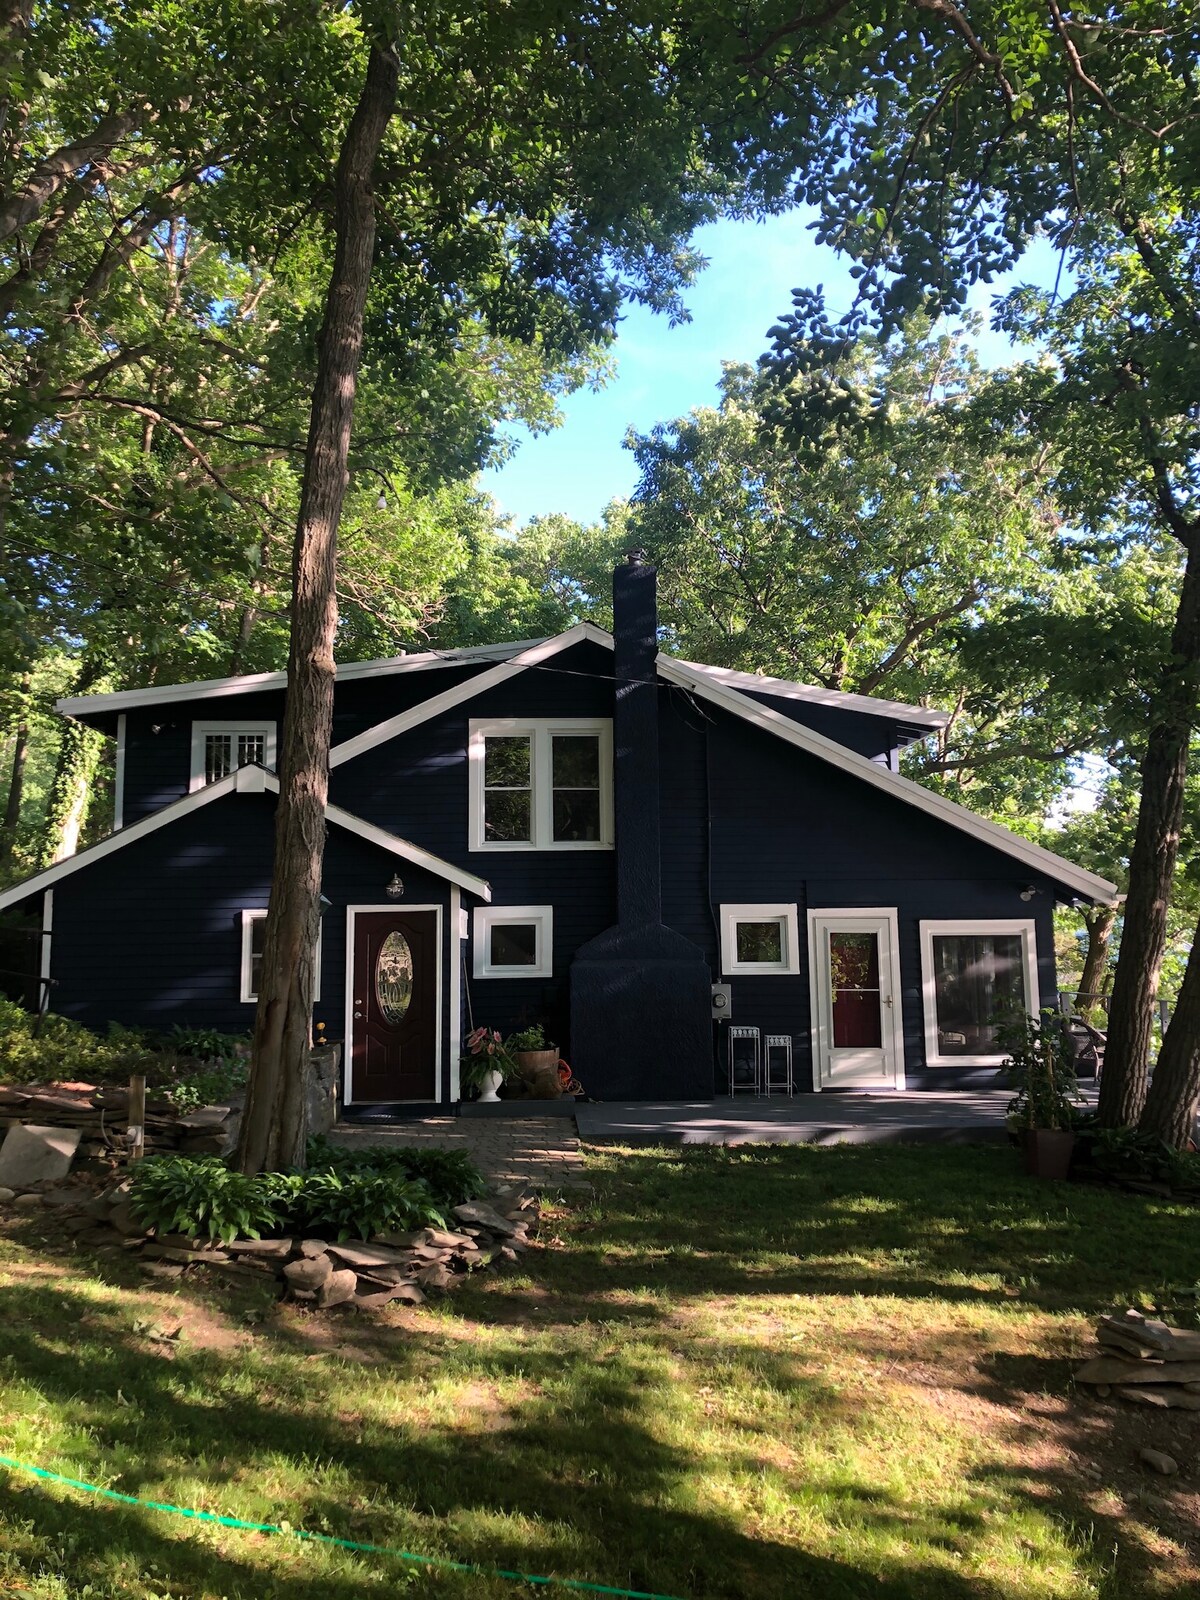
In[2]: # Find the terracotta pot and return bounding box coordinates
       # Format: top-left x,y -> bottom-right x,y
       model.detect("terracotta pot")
1021,1127 -> 1075,1181
516,1049 -> 562,1099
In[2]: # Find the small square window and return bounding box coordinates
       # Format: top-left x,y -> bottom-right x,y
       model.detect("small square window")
240,909 -> 321,1003
720,904 -> 800,976
473,906 -> 553,978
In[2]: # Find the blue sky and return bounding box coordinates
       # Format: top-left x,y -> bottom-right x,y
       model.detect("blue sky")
480,207 -> 1058,528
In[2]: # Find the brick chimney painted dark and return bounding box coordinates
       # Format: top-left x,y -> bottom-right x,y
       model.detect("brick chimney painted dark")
567,553 -> 714,1099
612,550 -> 661,928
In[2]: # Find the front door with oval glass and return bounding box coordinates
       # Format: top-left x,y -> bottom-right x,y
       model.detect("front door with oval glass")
349,910 -> 439,1101
809,910 -> 904,1089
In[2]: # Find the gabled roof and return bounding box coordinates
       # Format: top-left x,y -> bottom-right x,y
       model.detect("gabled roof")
656,657 -> 1117,904
329,624 -> 613,767
677,660 -> 949,730
0,764 -> 492,913
55,636 -> 548,718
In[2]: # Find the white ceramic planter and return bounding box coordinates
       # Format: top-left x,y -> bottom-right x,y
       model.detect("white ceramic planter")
477,1068 -> 504,1103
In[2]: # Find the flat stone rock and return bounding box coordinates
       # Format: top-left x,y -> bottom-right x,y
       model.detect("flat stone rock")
41,1185 -> 93,1209
424,1228 -> 476,1249
327,1241 -> 414,1270
140,1261 -> 184,1279
316,1268 -> 357,1308
1139,1448 -> 1179,1475
388,1282 -> 427,1306
12,1192 -> 44,1210
451,1201 -> 517,1238
284,1255 -> 333,1291
0,1124 -> 81,1190
298,1239 -> 330,1258
371,1230 -> 428,1248
414,1262 -> 455,1291
0,1186 -> 15,1203
107,1200 -> 147,1238
1076,1356 -> 1200,1386
228,1237 -> 293,1259
1114,1385 -> 1200,1410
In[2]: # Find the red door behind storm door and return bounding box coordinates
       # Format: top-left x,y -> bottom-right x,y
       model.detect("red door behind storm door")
349,910 -> 439,1101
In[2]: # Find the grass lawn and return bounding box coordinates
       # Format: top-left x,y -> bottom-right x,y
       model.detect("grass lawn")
1,1142 -> 1199,1599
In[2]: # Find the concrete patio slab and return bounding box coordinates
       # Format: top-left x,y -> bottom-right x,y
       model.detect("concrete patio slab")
574,1091 -> 1029,1147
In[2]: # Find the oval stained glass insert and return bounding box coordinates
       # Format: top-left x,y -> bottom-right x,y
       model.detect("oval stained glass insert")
375,931 -> 413,1025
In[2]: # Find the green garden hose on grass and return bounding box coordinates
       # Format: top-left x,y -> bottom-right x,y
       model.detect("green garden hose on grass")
0,1453 -> 687,1599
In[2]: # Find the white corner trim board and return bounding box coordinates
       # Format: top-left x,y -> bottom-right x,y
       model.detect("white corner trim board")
656,657 -> 1117,904
0,764 -> 491,914
329,624 -> 613,768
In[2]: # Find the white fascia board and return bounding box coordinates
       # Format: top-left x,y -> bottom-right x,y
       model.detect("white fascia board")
658,657 -> 1119,904
0,763 -> 491,914
329,623 -> 614,769
54,637 -> 551,719
676,659 -> 950,729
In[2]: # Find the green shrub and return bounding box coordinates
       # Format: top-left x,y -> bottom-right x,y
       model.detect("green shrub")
291,1168 -> 445,1242
129,1156 -> 288,1244
1084,1125 -> 1200,1193
0,1002 -> 161,1086
305,1134 -> 484,1207
164,1057 -> 249,1113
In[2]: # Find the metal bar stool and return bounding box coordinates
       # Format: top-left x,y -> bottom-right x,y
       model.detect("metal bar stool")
764,1034 -> 794,1097
727,1025 -> 762,1096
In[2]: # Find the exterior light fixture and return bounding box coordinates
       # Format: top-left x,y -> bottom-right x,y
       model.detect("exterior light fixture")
1019,884 -> 1039,902
385,873 -> 404,899
376,489 -> 387,511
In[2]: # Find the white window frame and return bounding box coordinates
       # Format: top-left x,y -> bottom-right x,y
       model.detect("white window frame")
468,717 -> 613,852
240,909 -> 321,1004
919,918 -> 1039,1068
720,903 -> 801,976
472,904 -> 554,979
190,721 -> 277,792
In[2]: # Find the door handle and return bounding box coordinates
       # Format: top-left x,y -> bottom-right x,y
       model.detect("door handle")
883,995 -> 894,1007
353,1009 -> 363,1019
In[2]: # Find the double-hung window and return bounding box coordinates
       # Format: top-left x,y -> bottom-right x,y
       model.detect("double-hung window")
469,719 -> 613,851
190,721 -> 277,791
919,919 -> 1038,1066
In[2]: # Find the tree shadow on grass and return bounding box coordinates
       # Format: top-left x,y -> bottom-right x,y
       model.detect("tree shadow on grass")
1,1273 -> 1021,1600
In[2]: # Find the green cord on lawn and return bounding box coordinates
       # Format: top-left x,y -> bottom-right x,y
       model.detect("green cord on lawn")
0,1454 -> 685,1600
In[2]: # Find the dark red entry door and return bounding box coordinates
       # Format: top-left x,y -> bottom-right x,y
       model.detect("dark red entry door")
350,910 -> 439,1101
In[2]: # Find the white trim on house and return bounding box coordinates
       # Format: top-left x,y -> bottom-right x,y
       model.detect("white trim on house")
344,903 -> 443,1105
473,904 -> 554,978
449,887 -> 463,1102
467,717 -> 614,852
679,661 -> 949,729
808,906 -> 906,1091
113,714 -> 126,830
919,917 -> 1039,1069
40,889 -> 53,1014
0,764 -> 491,914
188,720 -> 278,792
657,656 -> 1117,904
56,636 -> 552,718
329,624 -> 612,769
239,907 -> 322,1004
718,903 -> 800,975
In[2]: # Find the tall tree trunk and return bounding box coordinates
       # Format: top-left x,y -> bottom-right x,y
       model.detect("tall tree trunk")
40,659 -> 106,865
1098,539 -> 1200,1127
236,40 -> 399,1176
0,670 -> 29,870
1139,914 -> 1200,1147
1076,904 -> 1117,1014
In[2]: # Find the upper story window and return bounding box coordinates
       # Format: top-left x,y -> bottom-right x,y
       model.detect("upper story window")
189,721 -> 277,792
468,718 -> 613,851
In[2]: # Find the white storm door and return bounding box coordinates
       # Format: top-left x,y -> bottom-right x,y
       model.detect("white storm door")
809,910 -> 905,1090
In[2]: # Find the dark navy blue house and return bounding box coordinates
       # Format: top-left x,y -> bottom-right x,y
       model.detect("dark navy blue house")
0,558 -> 1116,1106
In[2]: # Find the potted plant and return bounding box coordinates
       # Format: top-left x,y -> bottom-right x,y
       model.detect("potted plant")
1000,1009 -> 1082,1180
506,1024 -> 562,1099
461,1027 -> 520,1102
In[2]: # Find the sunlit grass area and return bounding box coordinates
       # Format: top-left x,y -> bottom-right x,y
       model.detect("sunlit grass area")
1,1143 -> 1198,1598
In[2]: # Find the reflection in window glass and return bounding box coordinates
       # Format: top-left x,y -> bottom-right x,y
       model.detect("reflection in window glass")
551,734 -> 601,841
830,931 -> 882,1049
489,922 -> 539,967
246,914 -> 266,1000
932,933 -> 1025,1056
483,735 -> 532,842
736,920 -> 784,965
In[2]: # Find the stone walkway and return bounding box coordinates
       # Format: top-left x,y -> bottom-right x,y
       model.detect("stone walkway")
329,1118 -> 589,1191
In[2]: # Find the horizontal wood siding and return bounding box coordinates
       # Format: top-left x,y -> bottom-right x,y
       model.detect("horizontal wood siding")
659,693 -> 1063,1091
47,791 -> 457,1101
